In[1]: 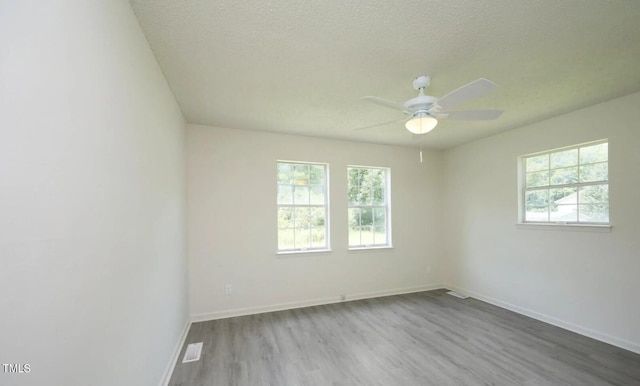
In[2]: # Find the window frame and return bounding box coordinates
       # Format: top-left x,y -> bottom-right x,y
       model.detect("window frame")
518,139 -> 610,227
347,165 -> 392,250
276,160 -> 330,254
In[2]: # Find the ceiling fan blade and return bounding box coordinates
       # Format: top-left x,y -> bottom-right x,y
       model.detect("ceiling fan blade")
361,96 -> 405,112
354,117 -> 406,131
444,109 -> 504,121
437,78 -> 497,110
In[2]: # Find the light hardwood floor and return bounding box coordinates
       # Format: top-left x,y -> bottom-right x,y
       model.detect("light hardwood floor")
169,290 -> 640,385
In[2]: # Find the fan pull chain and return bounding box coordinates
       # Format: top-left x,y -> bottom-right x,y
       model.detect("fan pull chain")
419,146 -> 423,163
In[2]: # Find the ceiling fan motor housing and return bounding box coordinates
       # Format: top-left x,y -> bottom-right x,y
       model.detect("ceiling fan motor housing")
404,75 -> 437,116
403,94 -> 437,116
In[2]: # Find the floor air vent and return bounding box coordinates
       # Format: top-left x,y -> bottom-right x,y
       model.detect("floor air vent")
182,342 -> 203,363
446,291 -> 469,299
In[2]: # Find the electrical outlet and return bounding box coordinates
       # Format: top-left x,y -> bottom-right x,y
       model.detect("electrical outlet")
224,284 -> 233,295
340,294 -> 346,301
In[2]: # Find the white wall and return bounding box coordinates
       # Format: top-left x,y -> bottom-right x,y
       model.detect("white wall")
0,1 -> 189,385
188,125 -> 443,320
442,92 -> 640,353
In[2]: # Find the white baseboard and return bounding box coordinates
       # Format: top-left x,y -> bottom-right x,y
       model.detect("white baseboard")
447,285 -> 640,355
191,284 -> 444,323
159,318 -> 192,386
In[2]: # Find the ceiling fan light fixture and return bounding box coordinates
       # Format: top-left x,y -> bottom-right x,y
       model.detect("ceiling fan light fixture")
405,113 -> 437,134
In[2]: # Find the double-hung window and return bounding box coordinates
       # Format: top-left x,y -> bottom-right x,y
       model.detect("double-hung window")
521,140 -> 609,224
348,166 -> 391,248
277,161 -> 329,252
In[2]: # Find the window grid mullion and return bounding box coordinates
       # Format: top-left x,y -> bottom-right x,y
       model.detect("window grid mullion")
358,208 -> 362,246
278,204 -> 326,208
524,180 -> 607,192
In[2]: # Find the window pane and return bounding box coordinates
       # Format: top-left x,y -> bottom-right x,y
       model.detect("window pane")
550,187 -> 577,205
311,227 -> 326,248
294,228 -> 311,249
277,185 -> 293,204
373,208 -> 386,245
309,165 -> 324,185
358,187 -> 371,205
374,226 -> 387,245
277,163 -> 292,184
579,185 -> 608,204
526,171 -> 549,188
360,226 -> 374,245
348,168 -> 360,187
579,204 -> 609,223
579,162 -> 608,183
348,227 -> 360,247
348,208 -> 361,227
293,164 -> 309,185
580,143 -> 608,164
348,207 -> 361,246
550,204 -> 577,222
293,185 -> 309,205
309,207 -> 325,227
358,169 -> 369,186
372,169 -> 385,186
373,207 -> 386,230
525,189 -> 549,208
550,167 -> 578,185
294,207 -> 310,228
525,189 -> 549,222
278,229 -> 294,250
360,208 -> 373,226
526,154 -> 549,172
347,186 -> 359,205
525,206 -> 548,222
310,186 -> 325,205
277,208 -> 293,228
550,149 -> 578,169
372,187 -> 384,205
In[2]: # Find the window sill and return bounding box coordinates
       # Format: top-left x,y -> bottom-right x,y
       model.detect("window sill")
348,245 -> 394,252
277,248 -> 332,256
516,223 -> 612,232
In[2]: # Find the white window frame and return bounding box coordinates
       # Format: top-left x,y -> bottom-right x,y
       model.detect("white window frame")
276,161 -> 330,254
347,165 -> 392,250
518,139 -> 610,227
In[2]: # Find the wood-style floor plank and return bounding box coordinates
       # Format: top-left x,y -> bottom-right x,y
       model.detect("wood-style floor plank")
169,290 -> 640,386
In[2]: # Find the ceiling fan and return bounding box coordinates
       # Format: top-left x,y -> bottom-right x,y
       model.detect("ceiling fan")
361,75 -> 504,134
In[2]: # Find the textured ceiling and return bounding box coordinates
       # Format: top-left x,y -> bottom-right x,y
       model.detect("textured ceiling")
130,0 -> 640,149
